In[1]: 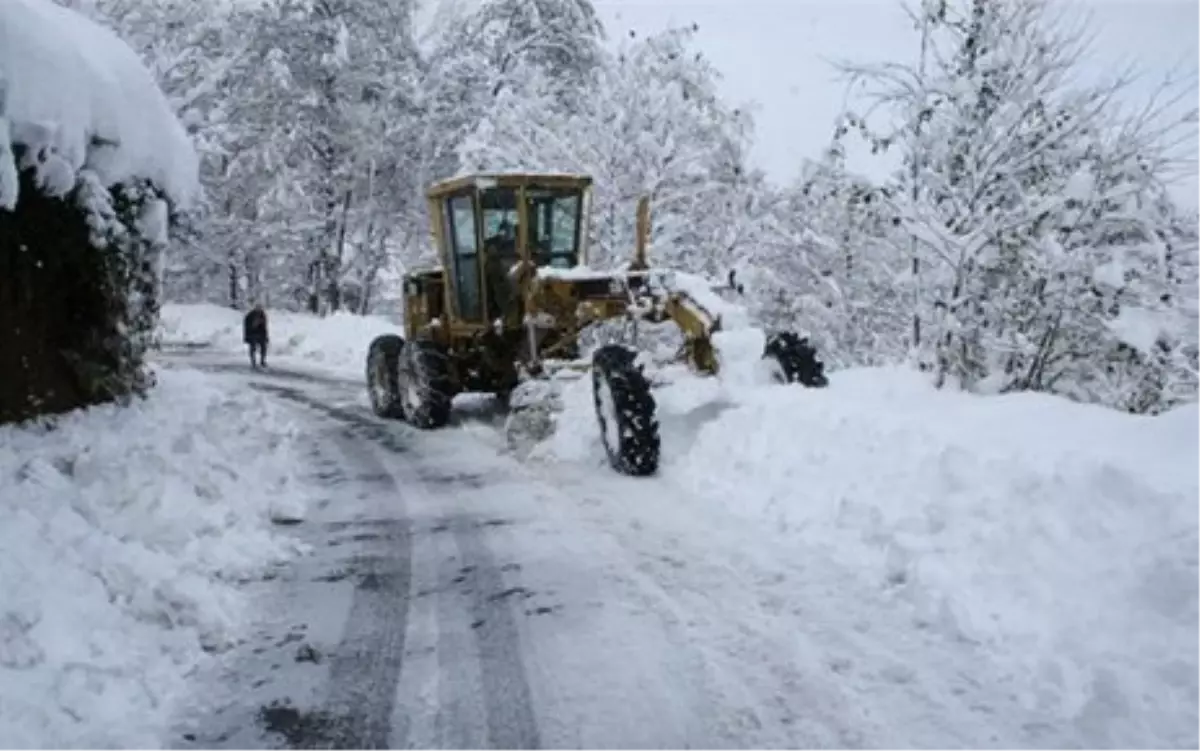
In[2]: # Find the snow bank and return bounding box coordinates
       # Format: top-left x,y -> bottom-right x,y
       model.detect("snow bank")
0,368 -> 312,748
158,303 -> 403,378
542,365 -> 1199,747
0,0 -> 199,210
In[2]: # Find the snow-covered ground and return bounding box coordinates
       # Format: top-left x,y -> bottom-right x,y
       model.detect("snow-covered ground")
153,303 -> 1198,746
158,303 -> 402,379
540,364 -> 1200,747
0,368 -> 313,748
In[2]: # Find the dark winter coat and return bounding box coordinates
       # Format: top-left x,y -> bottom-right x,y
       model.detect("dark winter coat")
243,308 -> 269,344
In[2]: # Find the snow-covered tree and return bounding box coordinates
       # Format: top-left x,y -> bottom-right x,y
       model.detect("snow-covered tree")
459,24 -> 756,273
752,150 -> 911,367
835,0 -> 1198,411
87,0 -> 430,314
237,0 -> 376,313
53,2 -> 248,302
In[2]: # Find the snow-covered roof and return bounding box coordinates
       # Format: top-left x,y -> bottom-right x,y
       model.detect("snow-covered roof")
0,0 -> 199,211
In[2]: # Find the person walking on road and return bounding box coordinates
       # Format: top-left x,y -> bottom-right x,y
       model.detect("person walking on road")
243,304 -> 269,369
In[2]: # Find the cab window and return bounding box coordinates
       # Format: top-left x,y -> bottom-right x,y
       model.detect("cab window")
445,194 -> 482,320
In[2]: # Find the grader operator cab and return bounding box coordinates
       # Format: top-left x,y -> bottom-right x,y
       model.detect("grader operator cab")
365,172 -> 827,477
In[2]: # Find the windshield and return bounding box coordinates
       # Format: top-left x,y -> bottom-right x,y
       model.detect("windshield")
480,188 -> 519,259
477,186 -> 584,269
526,189 -> 582,268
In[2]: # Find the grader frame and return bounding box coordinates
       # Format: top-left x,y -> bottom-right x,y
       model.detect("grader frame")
365,172 -> 826,476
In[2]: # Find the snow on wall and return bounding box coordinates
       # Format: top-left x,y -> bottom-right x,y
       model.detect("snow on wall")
0,0 -> 199,211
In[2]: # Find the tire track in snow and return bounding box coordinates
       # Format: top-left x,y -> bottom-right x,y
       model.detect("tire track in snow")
224,381 -> 417,748
169,400 -> 415,750
440,513 -> 541,750
249,376 -> 541,749
317,523 -> 413,748
318,428 -> 412,748
288,421 -> 415,749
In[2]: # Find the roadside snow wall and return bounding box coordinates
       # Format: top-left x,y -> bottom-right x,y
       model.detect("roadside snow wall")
0,367 -> 312,747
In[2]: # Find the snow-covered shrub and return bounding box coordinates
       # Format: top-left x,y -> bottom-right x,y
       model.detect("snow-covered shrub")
0,0 -> 198,423
743,163 -> 915,370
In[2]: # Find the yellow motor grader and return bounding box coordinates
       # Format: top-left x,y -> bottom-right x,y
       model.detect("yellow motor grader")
365,172 -> 827,476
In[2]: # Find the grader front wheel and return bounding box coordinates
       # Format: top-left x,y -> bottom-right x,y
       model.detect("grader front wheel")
592,344 -> 661,477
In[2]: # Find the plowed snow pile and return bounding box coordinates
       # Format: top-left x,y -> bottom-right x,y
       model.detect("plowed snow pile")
541,365 -> 1199,747
0,368 -> 313,747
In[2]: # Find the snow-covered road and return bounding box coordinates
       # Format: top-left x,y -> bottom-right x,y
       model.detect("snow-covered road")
158,351 -> 1093,749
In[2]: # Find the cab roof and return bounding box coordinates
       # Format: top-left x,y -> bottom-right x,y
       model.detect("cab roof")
427,172 -> 593,200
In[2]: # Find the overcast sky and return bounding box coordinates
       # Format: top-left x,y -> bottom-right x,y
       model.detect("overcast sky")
590,0 -> 1199,206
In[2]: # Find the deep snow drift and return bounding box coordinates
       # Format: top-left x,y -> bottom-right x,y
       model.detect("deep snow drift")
158,303 -> 402,379
0,368 -> 313,747
0,0 -> 199,210
540,364 -> 1200,747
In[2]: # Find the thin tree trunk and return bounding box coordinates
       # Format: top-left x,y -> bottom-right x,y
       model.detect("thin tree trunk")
910,7 -> 931,359
329,188 -> 353,312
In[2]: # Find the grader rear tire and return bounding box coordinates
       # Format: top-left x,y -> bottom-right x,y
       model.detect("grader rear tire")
592,344 -> 660,477
367,334 -> 406,419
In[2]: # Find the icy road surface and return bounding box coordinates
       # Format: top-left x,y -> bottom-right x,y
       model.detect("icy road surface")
162,351 -> 1082,750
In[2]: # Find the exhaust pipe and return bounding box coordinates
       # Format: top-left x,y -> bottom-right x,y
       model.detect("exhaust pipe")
631,195 -> 650,270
